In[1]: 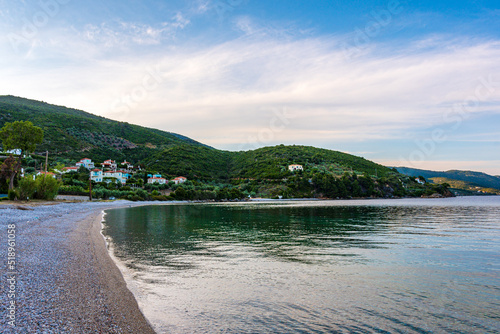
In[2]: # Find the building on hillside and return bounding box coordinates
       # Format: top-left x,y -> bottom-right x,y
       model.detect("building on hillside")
288,164 -> 304,172
173,176 -> 187,185
62,167 -> 79,173
148,177 -> 167,184
121,161 -> 134,169
118,170 -> 132,181
5,149 -> 22,155
103,170 -> 127,184
415,177 -> 426,185
90,169 -> 103,182
76,158 -> 95,169
102,159 -> 117,170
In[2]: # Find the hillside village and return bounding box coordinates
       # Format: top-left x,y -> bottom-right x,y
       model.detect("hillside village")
61,158 -> 187,186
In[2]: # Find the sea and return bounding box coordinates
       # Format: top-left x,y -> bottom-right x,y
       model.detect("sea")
102,196 -> 500,333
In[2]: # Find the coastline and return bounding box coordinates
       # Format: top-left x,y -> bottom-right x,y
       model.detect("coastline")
0,201 -> 156,333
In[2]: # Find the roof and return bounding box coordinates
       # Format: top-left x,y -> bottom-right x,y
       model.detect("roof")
91,169 -> 102,172
174,176 -> 186,180
289,164 -> 302,166
149,177 -> 166,180
63,167 -> 79,170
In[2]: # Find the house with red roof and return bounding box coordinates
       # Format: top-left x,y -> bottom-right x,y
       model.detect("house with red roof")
102,159 -> 117,170
173,176 -> 187,185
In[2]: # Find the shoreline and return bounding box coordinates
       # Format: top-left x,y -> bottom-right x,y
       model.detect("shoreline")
88,207 -> 156,333
0,200 -> 157,333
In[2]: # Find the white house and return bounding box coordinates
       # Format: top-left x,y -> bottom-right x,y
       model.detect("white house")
102,159 -> 117,170
415,177 -> 426,185
90,169 -> 103,182
76,158 -> 95,169
118,170 -> 132,181
62,167 -> 79,173
103,170 -> 127,184
173,176 -> 187,185
288,164 -> 304,172
121,161 -> 134,169
148,177 -> 167,184
6,149 -> 22,155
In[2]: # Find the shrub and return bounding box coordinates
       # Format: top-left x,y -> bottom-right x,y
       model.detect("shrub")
17,177 -> 37,200
34,176 -> 62,200
8,189 -> 18,200
59,185 -> 88,196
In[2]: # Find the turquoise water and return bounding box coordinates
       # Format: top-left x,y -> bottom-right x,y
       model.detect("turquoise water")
103,197 -> 500,333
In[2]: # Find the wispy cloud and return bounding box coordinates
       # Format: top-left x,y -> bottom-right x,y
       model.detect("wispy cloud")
82,14 -> 189,47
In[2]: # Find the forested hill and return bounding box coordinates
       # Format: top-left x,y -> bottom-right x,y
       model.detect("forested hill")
396,167 -> 500,191
0,95 -> 208,163
1,95 -> 394,181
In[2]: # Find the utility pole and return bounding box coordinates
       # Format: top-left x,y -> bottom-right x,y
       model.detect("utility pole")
45,151 -> 48,173
89,171 -> 93,201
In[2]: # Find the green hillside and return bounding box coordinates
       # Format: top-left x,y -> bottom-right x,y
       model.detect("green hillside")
229,145 -> 393,179
0,95 -> 208,163
396,167 -> 500,191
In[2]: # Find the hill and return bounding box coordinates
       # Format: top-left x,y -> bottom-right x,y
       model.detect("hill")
140,144 -> 394,181
0,95 -> 208,163
396,167 -> 500,192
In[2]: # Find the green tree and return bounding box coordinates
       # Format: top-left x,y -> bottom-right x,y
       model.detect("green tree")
0,121 -> 44,190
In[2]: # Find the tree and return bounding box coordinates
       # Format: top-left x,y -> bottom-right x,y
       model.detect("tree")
0,121 -> 44,190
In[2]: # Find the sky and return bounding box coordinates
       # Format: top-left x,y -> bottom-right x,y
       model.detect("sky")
0,0 -> 499,175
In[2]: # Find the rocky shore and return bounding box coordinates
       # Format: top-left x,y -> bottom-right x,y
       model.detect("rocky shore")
0,201 -> 156,333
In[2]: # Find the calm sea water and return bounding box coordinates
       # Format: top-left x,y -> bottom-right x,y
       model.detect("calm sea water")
102,197 -> 500,333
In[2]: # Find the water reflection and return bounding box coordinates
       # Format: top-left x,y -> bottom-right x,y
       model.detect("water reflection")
103,198 -> 500,334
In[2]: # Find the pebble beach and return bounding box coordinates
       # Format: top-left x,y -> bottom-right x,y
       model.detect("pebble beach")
0,200 -> 157,333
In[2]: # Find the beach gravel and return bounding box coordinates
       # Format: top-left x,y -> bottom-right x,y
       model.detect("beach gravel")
0,201 -> 156,333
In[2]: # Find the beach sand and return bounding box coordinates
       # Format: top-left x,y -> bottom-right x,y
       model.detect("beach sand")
0,201 -> 155,333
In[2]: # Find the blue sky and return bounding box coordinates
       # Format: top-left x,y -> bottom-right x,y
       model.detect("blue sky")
1,0 -> 499,174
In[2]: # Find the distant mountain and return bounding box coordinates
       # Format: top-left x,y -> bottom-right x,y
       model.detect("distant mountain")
396,167 -> 500,191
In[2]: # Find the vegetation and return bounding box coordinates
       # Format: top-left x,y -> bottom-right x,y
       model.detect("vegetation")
429,177 -> 500,195
14,175 -> 61,200
397,167 -> 500,195
0,120 -> 43,189
0,95 -> 208,164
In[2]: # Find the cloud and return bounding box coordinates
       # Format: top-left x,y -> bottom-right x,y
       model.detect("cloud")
82,14 -> 189,47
